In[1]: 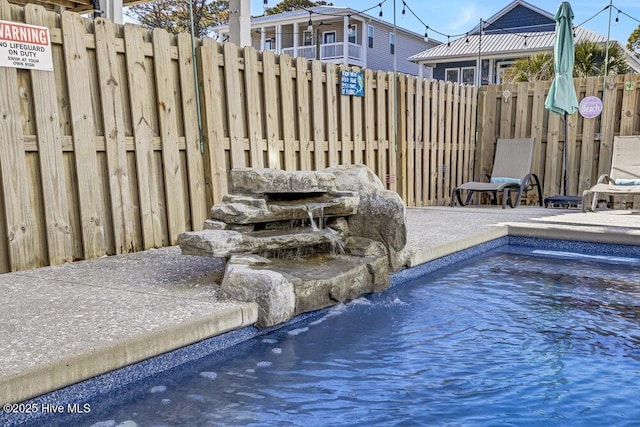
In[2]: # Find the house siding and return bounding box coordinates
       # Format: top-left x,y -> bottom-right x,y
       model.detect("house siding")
484,4 -> 555,33
365,24 -> 427,75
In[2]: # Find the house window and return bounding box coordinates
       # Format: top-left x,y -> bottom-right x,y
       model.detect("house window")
389,32 -> 395,55
303,30 -> 313,46
323,31 -> 336,44
368,25 -> 374,48
461,67 -> 475,85
481,59 -> 491,85
496,61 -> 516,84
348,24 -> 357,44
445,68 -> 459,83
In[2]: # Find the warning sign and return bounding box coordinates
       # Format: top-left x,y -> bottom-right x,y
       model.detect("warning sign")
0,20 -> 53,71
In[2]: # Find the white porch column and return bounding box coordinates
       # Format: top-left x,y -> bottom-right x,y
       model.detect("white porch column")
276,24 -> 282,54
361,20 -> 367,68
293,22 -> 299,57
260,27 -> 266,51
229,0 -> 251,47
343,16 -> 349,65
99,0 -> 123,24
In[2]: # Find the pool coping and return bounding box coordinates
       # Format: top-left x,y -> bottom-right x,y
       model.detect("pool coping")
407,221 -> 640,268
2,217 -> 640,425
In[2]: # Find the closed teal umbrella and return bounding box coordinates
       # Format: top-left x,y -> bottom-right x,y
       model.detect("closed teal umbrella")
544,1 -> 580,206
545,2 -> 579,115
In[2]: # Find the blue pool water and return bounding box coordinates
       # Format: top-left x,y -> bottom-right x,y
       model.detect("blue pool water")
33,245 -> 640,426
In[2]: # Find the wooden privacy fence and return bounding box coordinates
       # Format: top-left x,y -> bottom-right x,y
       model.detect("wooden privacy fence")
2,0 -> 639,275
476,74 -> 640,203
0,2 -> 475,273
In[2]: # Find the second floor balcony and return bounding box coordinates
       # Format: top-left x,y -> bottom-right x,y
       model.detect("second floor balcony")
280,41 -> 363,65
244,15 -> 369,68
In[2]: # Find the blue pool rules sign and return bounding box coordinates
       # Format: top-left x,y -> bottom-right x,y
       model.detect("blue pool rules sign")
341,70 -> 364,97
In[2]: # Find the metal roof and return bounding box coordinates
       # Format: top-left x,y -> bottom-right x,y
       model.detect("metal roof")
408,26 -> 609,62
251,6 -> 354,24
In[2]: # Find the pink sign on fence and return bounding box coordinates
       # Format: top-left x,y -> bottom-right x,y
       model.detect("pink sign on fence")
579,96 -> 603,119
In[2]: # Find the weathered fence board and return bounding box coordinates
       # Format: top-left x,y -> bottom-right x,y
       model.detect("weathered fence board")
95,18 -> 137,254
326,63 -> 339,167
339,65 -> 352,165
153,27 -> 186,245
296,57 -> 311,171
223,43 -> 246,169
199,38 -> 227,205
25,5 -> 73,266
177,32 -> 207,232
279,54 -> 296,171
311,60 -> 325,170
62,10 -> 105,259
244,46 -> 263,168
125,24 -> 164,249
262,50 -> 280,169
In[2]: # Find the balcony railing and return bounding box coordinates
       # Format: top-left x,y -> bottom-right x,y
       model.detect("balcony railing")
281,42 -> 362,64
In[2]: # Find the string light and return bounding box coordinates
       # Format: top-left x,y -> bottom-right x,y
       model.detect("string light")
289,0 -> 640,50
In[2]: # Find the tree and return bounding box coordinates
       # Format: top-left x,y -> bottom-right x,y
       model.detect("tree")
574,40 -> 629,77
503,53 -> 553,83
264,0 -> 332,15
503,40 -> 629,83
627,24 -> 640,58
126,0 -> 229,38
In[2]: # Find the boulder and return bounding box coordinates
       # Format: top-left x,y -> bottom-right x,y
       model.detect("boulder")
230,168 -> 337,195
326,165 -> 407,267
209,193 -> 359,225
178,228 -> 348,258
219,255 -> 296,328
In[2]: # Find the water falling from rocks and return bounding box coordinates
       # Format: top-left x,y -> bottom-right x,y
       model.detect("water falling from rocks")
178,165 -> 408,327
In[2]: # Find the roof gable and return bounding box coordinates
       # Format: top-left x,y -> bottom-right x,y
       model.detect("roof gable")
486,4 -> 555,33
469,0 -> 555,35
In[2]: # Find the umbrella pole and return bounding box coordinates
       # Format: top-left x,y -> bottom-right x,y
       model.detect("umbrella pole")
563,112 -> 568,196
544,111 -> 581,208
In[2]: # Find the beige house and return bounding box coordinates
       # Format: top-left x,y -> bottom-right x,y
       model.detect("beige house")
216,6 -> 439,76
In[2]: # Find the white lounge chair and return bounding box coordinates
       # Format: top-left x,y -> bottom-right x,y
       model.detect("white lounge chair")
582,135 -> 640,212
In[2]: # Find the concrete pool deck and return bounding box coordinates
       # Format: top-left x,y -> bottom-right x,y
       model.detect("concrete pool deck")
2,206 -> 640,406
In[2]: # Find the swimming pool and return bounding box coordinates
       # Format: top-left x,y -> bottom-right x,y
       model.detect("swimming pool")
12,238 -> 640,426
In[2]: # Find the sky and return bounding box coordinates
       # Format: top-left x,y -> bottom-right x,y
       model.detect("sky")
251,0 -> 640,46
